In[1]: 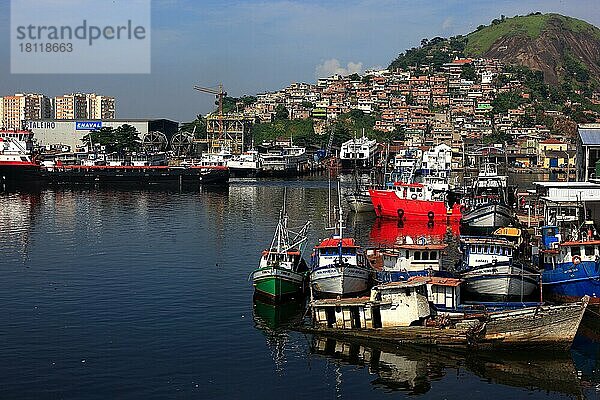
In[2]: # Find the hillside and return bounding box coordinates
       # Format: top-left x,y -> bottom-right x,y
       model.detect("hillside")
464,13 -> 600,85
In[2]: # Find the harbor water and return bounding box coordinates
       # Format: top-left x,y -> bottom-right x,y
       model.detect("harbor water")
1,177 -> 599,399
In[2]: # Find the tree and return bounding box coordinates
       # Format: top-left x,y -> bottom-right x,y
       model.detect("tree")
274,105 -> 289,120
180,114 -> 207,138
348,73 -> 361,81
461,63 -> 476,81
82,124 -> 141,154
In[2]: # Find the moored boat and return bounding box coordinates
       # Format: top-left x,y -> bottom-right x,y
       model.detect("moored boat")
308,279 -> 589,350
539,225 -> 600,304
460,163 -> 518,235
251,195 -> 311,301
457,236 -> 540,301
368,238 -> 448,283
310,182 -> 372,298
369,181 -> 462,222
0,130 -> 42,185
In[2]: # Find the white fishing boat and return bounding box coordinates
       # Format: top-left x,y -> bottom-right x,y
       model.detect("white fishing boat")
310,182 -> 372,298
457,236 -> 539,301
369,237 -> 448,283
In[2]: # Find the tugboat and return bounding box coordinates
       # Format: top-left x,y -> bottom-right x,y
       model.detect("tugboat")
310,181 -> 372,298
251,192 -> 311,301
0,130 -> 42,185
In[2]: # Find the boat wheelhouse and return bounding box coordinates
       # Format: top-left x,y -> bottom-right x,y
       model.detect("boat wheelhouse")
371,241 -> 447,283
339,136 -> 378,171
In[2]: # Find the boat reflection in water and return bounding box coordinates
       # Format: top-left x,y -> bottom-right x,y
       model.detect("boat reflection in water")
252,295 -> 305,375
310,336 -> 587,397
369,218 -> 460,247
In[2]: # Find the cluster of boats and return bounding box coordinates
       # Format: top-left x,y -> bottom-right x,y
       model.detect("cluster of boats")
251,145 -> 597,349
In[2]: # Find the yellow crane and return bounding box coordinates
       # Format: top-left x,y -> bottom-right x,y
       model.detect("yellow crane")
193,83 -> 227,145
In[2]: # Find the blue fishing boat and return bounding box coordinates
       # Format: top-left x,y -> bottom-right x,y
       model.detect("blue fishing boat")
539,225 -> 600,303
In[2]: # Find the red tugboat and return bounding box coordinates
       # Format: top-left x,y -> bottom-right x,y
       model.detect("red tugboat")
0,130 -> 42,185
369,181 -> 462,222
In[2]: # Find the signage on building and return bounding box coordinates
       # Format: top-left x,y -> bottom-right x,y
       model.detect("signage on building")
75,121 -> 102,131
26,121 -> 56,129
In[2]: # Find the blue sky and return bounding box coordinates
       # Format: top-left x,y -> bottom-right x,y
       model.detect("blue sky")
1,0 -> 600,122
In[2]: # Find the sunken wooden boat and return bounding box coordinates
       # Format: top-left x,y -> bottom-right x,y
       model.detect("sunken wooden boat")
305,281 -> 589,350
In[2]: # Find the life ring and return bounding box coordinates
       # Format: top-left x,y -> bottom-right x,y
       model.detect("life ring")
418,192 -> 423,198
411,194 -> 418,200
427,211 -> 435,220
397,209 -> 405,218
572,255 -> 581,265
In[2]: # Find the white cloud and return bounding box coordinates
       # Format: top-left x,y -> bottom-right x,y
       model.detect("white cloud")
315,59 -> 363,78
442,17 -> 454,30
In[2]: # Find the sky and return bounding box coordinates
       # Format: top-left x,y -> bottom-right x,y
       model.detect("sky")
1,0 -> 600,123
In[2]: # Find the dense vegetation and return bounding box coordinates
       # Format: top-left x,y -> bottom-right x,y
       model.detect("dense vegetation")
466,13 -> 600,56
82,125 -> 141,153
388,36 -> 466,72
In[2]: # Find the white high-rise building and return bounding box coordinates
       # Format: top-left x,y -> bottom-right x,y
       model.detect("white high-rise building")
1,93 -> 51,130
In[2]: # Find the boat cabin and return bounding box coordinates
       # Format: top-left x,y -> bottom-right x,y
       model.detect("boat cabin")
460,237 -> 516,268
543,240 -> 600,268
408,276 -> 462,310
312,281 -> 430,329
313,237 -> 361,267
380,243 -> 446,272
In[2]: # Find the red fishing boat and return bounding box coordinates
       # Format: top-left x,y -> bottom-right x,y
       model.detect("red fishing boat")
0,130 -> 42,185
369,181 -> 462,222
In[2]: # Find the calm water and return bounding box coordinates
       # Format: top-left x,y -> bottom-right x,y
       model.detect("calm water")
1,177 -> 599,399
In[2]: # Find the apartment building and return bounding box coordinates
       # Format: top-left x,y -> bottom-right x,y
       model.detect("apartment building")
1,93 -> 51,129
54,93 -> 115,120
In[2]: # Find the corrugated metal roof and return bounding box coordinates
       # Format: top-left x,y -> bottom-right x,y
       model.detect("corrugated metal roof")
579,128 -> 600,145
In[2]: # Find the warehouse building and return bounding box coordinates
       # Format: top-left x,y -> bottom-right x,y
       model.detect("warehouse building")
25,118 -> 179,152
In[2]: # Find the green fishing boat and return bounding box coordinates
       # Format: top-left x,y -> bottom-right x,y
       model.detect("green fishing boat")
251,193 -> 310,301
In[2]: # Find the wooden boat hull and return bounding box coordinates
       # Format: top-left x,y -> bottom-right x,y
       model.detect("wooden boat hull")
252,266 -> 308,300
482,299 -> 589,349
303,297 -> 589,350
310,264 -> 370,297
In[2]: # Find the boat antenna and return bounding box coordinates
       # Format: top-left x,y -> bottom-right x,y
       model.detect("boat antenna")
328,171 -> 332,228
337,180 -> 344,239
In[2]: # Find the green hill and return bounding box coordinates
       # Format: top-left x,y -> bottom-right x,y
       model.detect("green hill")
466,13 -> 600,56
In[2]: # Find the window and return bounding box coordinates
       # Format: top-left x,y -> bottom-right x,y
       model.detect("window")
430,251 -> 438,260
470,245 -> 476,253
414,251 -> 421,260
585,246 -> 595,256
422,252 -> 429,261
571,246 -> 581,257
478,245 -> 483,253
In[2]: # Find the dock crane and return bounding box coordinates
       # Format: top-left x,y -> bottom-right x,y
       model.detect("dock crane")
193,83 -> 227,142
